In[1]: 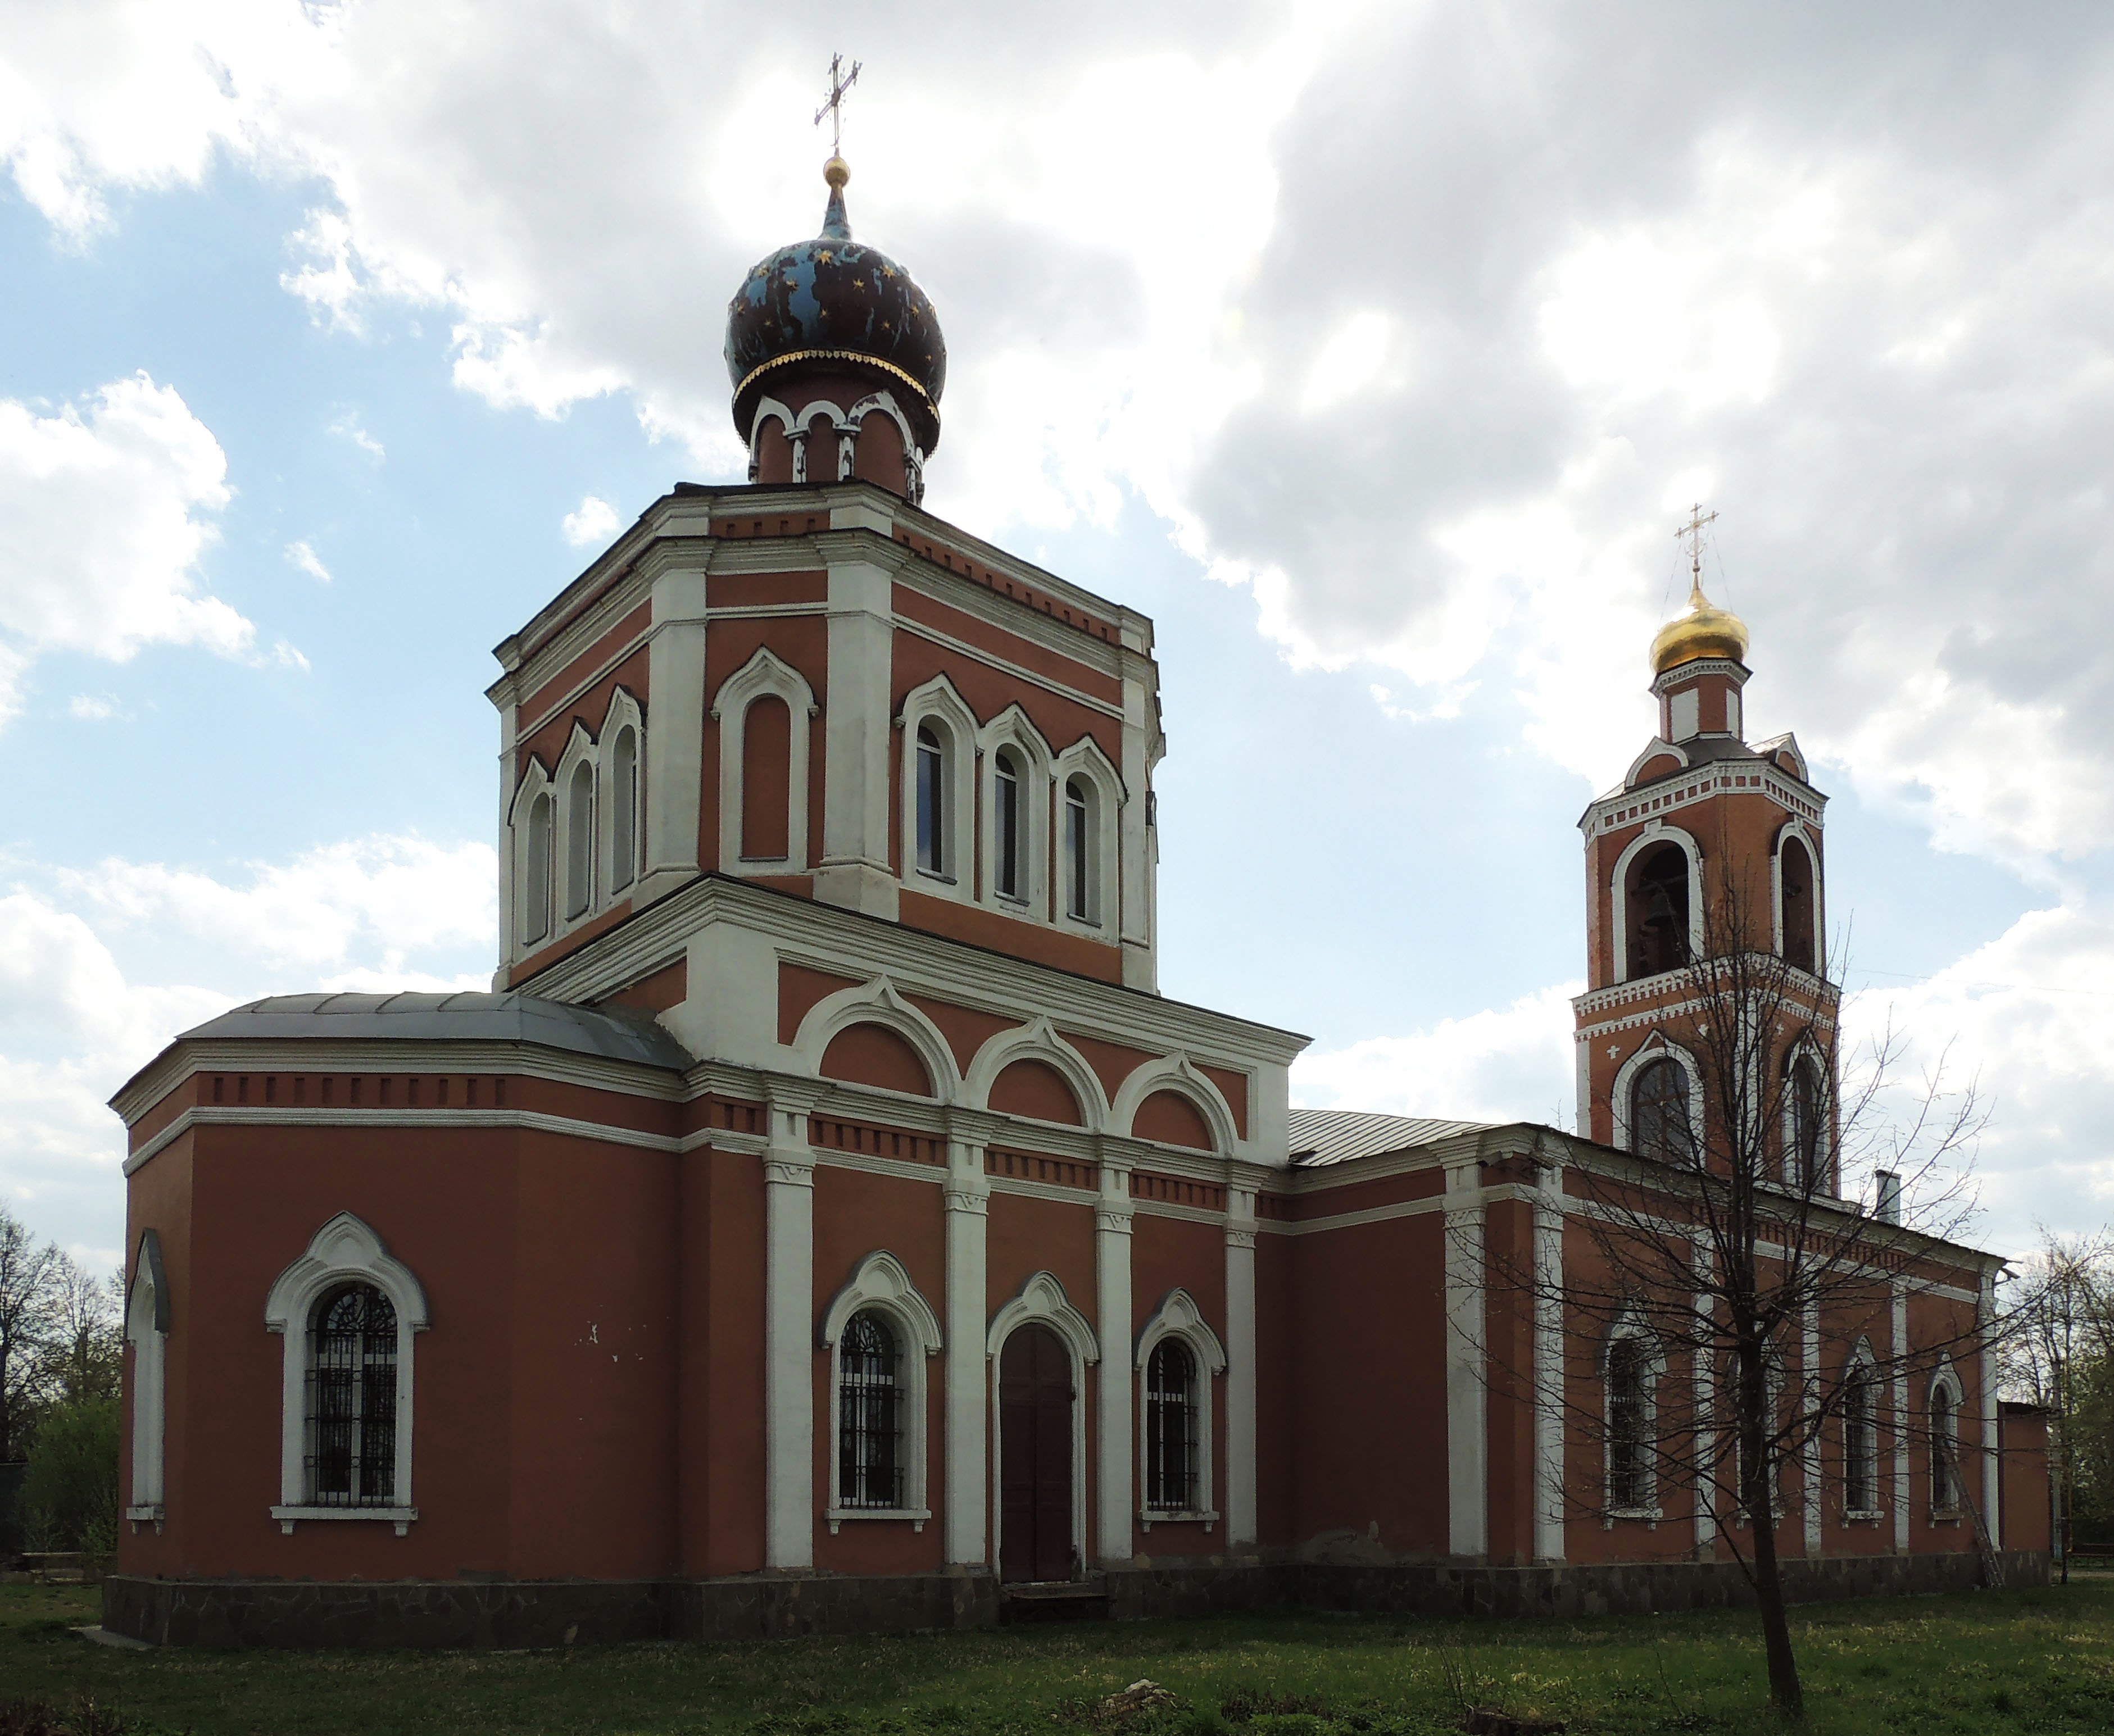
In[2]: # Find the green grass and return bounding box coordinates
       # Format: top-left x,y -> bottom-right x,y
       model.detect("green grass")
4,1575 -> 2114,1735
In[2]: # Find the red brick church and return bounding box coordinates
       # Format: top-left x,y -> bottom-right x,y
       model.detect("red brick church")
104,153 -> 2048,1647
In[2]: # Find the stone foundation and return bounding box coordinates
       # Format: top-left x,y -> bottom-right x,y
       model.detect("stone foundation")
102,1550 -> 2047,1649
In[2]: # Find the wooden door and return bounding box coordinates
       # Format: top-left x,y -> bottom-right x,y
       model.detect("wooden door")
999,1323 -> 1074,1583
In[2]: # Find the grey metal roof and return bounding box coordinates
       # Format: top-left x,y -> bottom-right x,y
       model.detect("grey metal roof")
171,991 -> 695,1071
1287,1107 -> 1492,1167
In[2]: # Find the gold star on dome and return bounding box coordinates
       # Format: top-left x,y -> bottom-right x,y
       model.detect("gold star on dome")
816,249 -> 833,263
852,278 -> 865,289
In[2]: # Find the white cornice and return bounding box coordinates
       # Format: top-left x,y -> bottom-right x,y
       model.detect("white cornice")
1581,759 -> 1826,838
123,1105 -> 684,1175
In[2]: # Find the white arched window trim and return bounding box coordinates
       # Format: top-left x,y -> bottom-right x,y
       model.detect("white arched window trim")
1135,1288 -> 1226,1530
790,975 -> 963,1105
1779,1035 -> 1832,1193
986,1271 -> 1098,1581
508,757 -> 556,953
963,1015 -> 1110,1131
1609,1035 -> 1705,1160
819,1251 -> 942,1532
1608,822 -> 1704,986
1109,1053 -> 1240,1156
1623,737 -> 1690,788
598,687 -> 645,898
264,1212 -> 429,1535
712,647 -> 816,875
898,677 -> 979,902
1842,1338 -> 1882,1519
124,1228 -> 169,1528
554,721 -> 598,927
1927,1361 -> 1965,1515
1770,819 -> 1825,976
1725,1338 -> 1788,1525
1604,1311 -> 1664,1521
977,705 -> 1054,916
1053,737 -> 1123,937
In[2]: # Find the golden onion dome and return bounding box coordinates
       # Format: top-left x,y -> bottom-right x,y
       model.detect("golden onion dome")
1650,580 -> 1750,675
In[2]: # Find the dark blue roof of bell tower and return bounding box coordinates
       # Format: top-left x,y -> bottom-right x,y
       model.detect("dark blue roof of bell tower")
724,172 -> 947,452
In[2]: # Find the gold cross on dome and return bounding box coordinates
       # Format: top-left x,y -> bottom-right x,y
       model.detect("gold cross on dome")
1675,502 -> 1718,592
814,52 -> 862,158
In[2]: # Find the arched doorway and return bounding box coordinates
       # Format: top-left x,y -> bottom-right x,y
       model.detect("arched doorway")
998,1322 -> 1074,1583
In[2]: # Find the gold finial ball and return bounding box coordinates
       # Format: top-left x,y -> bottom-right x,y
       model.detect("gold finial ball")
824,156 -> 850,189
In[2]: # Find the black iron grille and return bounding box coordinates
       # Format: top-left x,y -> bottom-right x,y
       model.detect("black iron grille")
1144,1339 -> 1197,1511
307,1283 -> 398,1507
838,1310 -> 904,1509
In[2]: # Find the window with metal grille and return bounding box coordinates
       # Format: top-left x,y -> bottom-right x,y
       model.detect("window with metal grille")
838,1310 -> 903,1509
1931,1385 -> 1958,1511
1144,1339 -> 1197,1511
1631,1058 -> 1693,1162
994,751 -> 1022,899
1064,778 -> 1091,921
1787,1057 -> 1824,1188
1608,1335 -> 1650,1510
1844,1370 -> 1877,1511
306,1283 -> 398,1508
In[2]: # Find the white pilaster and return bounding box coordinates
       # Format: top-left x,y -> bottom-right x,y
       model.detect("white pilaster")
1531,1164 -> 1566,1562
944,1133 -> 991,1567
815,558 -> 900,919
1801,1301 -> 1822,1557
1118,661 -> 1156,991
1891,1282 -> 1910,1554
1980,1270 -> 2001,1547
492,695 -> 519,986
1223,1187 -> 1258,1548
1095,1166 -> 1135,1566
763,1107 -> 816,1569
1444,1159 -> 1489,1560
638,566 -> 708,903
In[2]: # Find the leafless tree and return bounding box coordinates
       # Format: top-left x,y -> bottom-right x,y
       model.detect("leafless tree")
33,1253 -> 124,1410
0,1206 -> 64,1463
2003,1230 -> 2114,1583
1482,872 -> 2003,1720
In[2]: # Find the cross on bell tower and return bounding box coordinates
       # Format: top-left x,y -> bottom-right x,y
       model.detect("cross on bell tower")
814,52 -> 861,162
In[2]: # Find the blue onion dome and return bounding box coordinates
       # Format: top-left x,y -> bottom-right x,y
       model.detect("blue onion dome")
724,157 -> 947,455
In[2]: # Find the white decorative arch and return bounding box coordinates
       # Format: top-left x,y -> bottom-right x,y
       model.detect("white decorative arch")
1134,1287 -> 1226,1529
1053,734 -> 1124,935
1609,1034 -> 1705,1160
1779,1031 -> 1832,1192
787,396 -> 851,484
792,975 -> 961,1103
986,1270 -> 1097,1581
820,1251 -> 942,1532
597,687 -> 645,897
746,393 -> 796,483
1624,737 -> 1690,789
1841,1335 -> 1882,1517
1608,821 -> 1704,985
711,647 -> 816,875
508,755 -> 557,951
977,703 -> 1054,915
1110,1053 -> 1239,1156
964,1016 -> 1109,1131
264,1212 -> 429,1534
124,1229 -> 168,1523
899,676 -> 981,902
1604,1306 -> 1664,1517
1771,817 -> 1825,976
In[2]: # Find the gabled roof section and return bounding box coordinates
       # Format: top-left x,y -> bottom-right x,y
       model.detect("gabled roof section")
1288,1107 -> 1492,1167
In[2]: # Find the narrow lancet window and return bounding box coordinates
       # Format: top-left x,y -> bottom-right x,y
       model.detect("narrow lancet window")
522,792 -> 553,945
995,751 -> 1022,900
916,725 -> 945,876
565,760 -> 594,919
1608,1336 -> 1650,1511
1144,1338 -> 1198,1512
1065,776 -> 1091,922
611,726 -> 638,890
308,1283 -> 398,1508
838,1310 -> 903,1509
1631,1057 -> 1693,1162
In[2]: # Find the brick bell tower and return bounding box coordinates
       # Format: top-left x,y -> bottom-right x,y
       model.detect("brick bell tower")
1570,512 -> 1840,1188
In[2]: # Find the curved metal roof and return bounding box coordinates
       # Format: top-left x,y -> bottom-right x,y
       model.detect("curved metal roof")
1287,1107 -> 1491,1167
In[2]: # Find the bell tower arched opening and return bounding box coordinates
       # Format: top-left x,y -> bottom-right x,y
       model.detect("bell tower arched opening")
1627,844 -> 1691,979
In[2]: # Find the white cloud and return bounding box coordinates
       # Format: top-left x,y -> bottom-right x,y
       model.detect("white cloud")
328,409 -> 384,458
0,831 -> 498,1252
285,538 -> 332,583
0,372 -> 253,718
560,493 -> 620,548
67,693 -> 118,720
1293,983 -> 1581,1130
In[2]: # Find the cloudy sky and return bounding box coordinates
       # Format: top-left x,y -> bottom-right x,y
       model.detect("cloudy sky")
4,0 -> 2112,1269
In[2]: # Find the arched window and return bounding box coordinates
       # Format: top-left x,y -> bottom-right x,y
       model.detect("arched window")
308,1283 -> 399,1508
521,791 -> 553,946
994,749 -> 1024,901
741,695 -> 792,860
1930,1381 -> 1959,1511
1628,844 -> 1691,977
837,1309 -> 903,1510
1725,1343 -> 1785,1519
1144,1338 -> 1198,1513
1631,1057 -> 1693,1161
564,760 -> 594,920
1064,776 -> 1094,923
1843,1357 -> 1879,1514
1786,1056 -> 1825,1188
610,725 -> 638,891
916,724 -> 947,877
124,1230 -> 168,1519
1780,835 -> 1817,973
1607,1333 -> 1653,1512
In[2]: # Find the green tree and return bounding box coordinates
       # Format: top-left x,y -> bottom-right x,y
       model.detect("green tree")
20,1395 -> 119,1555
